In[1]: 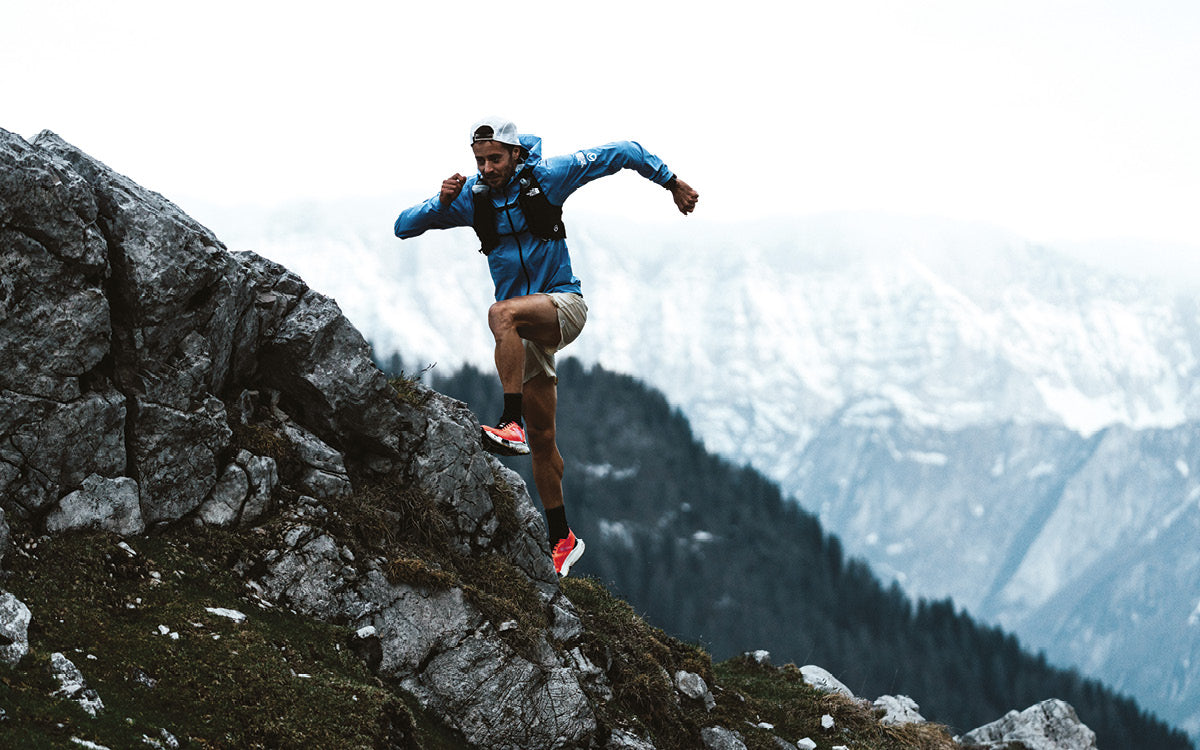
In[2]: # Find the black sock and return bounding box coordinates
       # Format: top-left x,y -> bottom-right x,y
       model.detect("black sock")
546,505 -> 569,545
500,392 -> 523,426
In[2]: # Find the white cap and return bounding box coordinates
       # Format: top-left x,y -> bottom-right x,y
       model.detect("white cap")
470,116 -> 521,147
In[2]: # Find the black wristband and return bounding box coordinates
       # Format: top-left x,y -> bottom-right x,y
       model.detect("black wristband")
665,176 -> 678,190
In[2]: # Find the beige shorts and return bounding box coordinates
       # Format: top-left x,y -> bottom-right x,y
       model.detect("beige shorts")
524,292 -> 588,383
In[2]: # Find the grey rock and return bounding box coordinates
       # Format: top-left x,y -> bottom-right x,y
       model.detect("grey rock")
134,397 -> 232,524
550,597 -> 584,643
32,131 -> 239,384
256,289 -> 415,470
196,448 -> 279,528
701,726 -> 748,750
0,129 -> 110,404
0,507 -> 9,565
0,388 -> 126,516
873,694 -> 925,726
49,651 -> 104,717
144,728 -> 180,749
411,391 -> 498,535
276,420 -> 353,500
236,450 -> 277,525
489,460 -> 558,588
1,129 -> 294,529
247,523 -> 597,749
0,591 -> 31,666
278,419 -> 347,474
409,629 -> 594,749
800,664 -> 854,698
297,468 -> 352,501
197,463 -> 249,527
606,728 -> 657,749
962,698 -> 1098,750
675,670 -> 716,711
566,645 -> 611,703
45,474 -> 143,535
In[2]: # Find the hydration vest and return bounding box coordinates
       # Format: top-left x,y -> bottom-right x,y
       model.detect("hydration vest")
472,167 -> 566,256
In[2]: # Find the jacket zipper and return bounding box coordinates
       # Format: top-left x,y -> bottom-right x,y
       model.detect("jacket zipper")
502,201 -> 531,296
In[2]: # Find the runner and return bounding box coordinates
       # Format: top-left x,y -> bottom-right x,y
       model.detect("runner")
394,116 -> 699,576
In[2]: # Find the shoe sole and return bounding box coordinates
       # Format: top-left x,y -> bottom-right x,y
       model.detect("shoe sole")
557,537 -> 585,578
481,428 -> 530,456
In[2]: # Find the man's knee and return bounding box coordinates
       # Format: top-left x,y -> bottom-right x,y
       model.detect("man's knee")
488,300 -> 517,335
526,421 -> 556,450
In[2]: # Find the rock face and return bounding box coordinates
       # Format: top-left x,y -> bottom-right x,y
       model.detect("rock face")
0,128 -> 592,747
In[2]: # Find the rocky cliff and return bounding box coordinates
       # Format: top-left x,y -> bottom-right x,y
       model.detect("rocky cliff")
0,128 -> 1099,749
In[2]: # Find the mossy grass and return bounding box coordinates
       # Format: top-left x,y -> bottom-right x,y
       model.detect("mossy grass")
561,576 -> 712,748
562,576 -> 964,750
712,653 -> 962,750
229,419 -> 304,479
0,528 -> 466,749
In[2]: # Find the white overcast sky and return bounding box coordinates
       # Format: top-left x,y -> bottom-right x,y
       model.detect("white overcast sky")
4,0 -> 1199,267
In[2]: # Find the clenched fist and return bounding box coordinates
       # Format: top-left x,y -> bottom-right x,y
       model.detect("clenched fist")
440,173 -> 468,206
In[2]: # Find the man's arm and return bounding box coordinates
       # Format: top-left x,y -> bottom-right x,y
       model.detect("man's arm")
542,141 -> 698,215
394,173 -> 474,239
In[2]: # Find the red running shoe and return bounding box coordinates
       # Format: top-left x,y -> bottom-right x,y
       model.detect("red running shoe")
552,530 -> 586,577
481,420 -> 530,456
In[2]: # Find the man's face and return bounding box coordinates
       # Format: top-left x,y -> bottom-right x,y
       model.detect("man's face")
472,140 -> 521,189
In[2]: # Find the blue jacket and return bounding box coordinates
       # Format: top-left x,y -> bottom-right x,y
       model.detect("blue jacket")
394,134 -> 675,301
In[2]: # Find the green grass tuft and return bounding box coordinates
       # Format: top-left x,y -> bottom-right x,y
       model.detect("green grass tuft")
712,653 -> 962,750
388,373 -> 430,408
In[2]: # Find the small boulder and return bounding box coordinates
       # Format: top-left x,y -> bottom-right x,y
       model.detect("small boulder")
962,698 -> 1098,750
873,694 -> 925,726
675,669 -> 716,711
49,652 -> 104,717
800,665 -> 854,698
45,474 -> 143,536
0,591 -> 32,666
701,725 -> 748,750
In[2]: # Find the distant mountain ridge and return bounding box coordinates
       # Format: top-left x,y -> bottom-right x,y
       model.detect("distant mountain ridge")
214,203 -> 1200,436
208,201 -> 1200,740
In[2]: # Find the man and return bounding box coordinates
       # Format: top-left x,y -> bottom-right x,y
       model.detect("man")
394,117 -> 699,576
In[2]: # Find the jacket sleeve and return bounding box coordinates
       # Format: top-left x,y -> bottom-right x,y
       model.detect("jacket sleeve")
393,188 -> 474,239
539,141 -> 675,205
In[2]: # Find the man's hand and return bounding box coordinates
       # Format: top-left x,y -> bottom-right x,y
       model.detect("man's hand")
439,173 -> 468,206
669,177 -> 699,215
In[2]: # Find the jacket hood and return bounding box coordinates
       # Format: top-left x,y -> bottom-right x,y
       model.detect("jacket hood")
518,133 -> 543,166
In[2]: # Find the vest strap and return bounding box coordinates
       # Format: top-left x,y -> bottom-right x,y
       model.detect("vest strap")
472,167 -> 566,256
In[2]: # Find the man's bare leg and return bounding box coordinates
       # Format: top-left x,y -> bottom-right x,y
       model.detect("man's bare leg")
523,371 -> 564,511
488,295 -> 560,392
524,369 -> 585,574
480,294 -> 561,454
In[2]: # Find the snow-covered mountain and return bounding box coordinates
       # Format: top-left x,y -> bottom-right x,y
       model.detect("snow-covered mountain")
202,200 -> 1200,738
